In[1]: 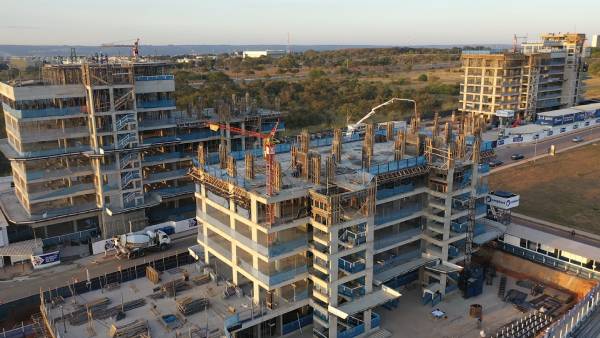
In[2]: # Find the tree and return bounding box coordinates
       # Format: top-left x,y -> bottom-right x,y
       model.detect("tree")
418,74 -> 428,82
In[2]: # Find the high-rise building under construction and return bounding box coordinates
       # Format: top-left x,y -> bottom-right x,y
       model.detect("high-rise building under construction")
460,33 -> 589,120
0,61 -> 281,244
189,113 -> 505,337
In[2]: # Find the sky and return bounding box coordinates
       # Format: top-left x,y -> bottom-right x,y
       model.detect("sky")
1,0 -> 599,46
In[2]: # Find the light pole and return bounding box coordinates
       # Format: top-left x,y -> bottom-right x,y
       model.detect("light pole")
533,134 -> 539,164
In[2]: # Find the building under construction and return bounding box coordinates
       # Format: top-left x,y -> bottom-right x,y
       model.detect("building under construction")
0,61 -> 282,249
189,111 -> 507,338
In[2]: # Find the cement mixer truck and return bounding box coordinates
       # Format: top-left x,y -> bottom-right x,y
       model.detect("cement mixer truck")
113,230 -> 171,259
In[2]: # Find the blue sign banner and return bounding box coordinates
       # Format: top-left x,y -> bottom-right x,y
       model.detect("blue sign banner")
512,136 -> 523,143
31,251 -> 60,269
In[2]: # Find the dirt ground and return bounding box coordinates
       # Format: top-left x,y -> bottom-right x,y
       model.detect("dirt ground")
489,143 -> 600,235
584,75 -> 600,99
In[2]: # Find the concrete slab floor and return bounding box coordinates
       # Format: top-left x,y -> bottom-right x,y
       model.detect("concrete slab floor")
47,263 -> 254,338
376,276 -> 535,338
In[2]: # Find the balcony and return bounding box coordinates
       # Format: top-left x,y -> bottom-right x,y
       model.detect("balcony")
145,168 -> 189,183
338,256 -> 366,274
151,184 -> 195,199
20,127 -> 89,143
338,313 -> 381,338
15,145 -> 92,159
28,183 -> 95,202
374,227 -> 421,252
339,224 -> 367,247
26,165 -> 93,182
376,183 -> 415,200
2,103 -> 87,119
135,75 -> 174,81
367,156 -> 427,175
177,130 -> 220,142
141,135 -> 179,145
338,281 -> 365,299
142,151 -> 193,166
237,259 -> 308,286
136,99 -> 176,109
374,250 -> 422,274
198,233 -> 232,261
374,203 -> 422,227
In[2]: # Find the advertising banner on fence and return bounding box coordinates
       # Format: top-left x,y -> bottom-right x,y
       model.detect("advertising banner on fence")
31,251 -> 60,269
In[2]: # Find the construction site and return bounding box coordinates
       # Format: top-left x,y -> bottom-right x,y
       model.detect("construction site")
27,107 -> 600,338
1,37 -> 600,338
0,56 -> 282,265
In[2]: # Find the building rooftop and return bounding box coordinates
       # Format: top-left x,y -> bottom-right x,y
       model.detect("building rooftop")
537,108 -> 583,118
203,127 -> 423,197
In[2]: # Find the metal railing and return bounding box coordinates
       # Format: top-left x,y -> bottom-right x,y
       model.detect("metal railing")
116,113 -> 136,131
135,75 -> 174,81
375,203 -> 422,226
2,103 -> 87,119
121,170 -> 140,188
137,99 -> 176,109
117,132 -> 136,149
543,284 -> 600,338
368,156 -> 427,175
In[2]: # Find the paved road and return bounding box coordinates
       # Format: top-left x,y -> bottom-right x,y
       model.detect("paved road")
493,125 -> 600,164
511,215 -> 600,248
0,235 -> 198,304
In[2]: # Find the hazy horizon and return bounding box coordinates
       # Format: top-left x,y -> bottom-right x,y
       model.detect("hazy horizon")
1,0 -> 598,46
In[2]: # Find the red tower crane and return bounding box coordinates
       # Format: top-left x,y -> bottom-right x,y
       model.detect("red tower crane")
101,38 -> 141,58
207,120 -> 280,224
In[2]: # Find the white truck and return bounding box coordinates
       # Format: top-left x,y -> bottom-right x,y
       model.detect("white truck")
113,230 -> 172,259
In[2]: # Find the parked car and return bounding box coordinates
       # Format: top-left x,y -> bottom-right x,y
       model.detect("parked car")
511,153 -> 524,160
572,136 -> 584,143
488,159 -> 504,167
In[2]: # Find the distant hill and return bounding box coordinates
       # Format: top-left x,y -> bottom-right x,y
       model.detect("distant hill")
0,44 -> 512,57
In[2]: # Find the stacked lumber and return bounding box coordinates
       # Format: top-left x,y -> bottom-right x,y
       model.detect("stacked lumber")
161,279 -> 189,297
109,319 -> 148,338
176,297 -> 209,316
146,266 -> 161,284
192,273 -> 211,286
67,297 -> 111,326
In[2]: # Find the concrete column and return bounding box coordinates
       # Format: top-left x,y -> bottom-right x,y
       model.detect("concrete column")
364,309 -> 372,332
328,316 -> 338,338
329,227 -> 339,307
253,281 -> 261,305
241,122 -> 246,151
250,196 -> 258,224
364,216 -> 374,292
230,197 -> 238,285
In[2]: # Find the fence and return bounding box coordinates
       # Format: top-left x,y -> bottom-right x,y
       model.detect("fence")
543,284 -> 600,337
42,228 -> 98,247
497,242 -> 600,280
368,156 -> 427,176
135,75 -> 174,81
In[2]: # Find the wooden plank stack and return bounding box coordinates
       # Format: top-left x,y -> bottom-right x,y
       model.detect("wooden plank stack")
176,297 -> 209,316
109,319 -> 148,338
146,266 -> 161,284
161,279 -> 189,297
192,273 -> 211,286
